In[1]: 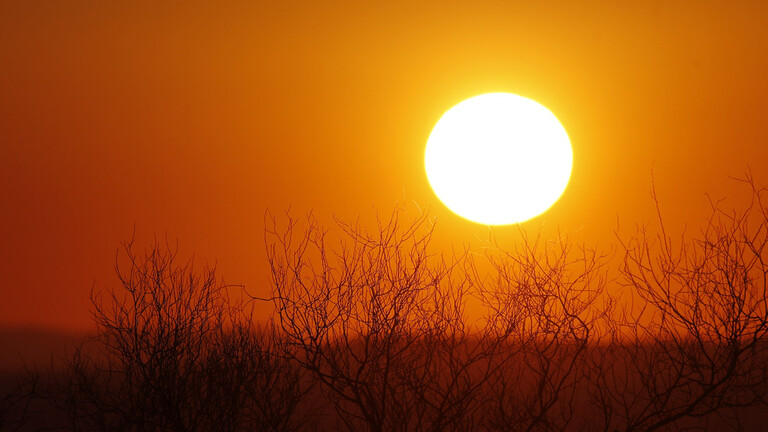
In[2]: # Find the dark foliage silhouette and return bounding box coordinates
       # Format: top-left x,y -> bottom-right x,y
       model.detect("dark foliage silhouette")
0,369 -> 37,432
5,180 -> 768,431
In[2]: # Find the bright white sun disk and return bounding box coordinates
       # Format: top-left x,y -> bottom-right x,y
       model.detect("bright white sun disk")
425,93 -> 572,225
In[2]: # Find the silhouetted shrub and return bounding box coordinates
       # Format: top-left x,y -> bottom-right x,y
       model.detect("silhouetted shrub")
589,177 -> 768,431
53,240 -> 311,431
263,210 -> 609,431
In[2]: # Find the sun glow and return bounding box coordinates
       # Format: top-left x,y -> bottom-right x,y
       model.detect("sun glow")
425,93 -> 573,225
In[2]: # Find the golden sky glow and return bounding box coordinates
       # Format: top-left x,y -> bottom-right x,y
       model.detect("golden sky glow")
1,1 -> 768,331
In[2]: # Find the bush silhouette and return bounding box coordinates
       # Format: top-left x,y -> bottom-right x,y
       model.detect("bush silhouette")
263,210 -> 609,431
588,179 -> 768,431
52,240 -> 310,431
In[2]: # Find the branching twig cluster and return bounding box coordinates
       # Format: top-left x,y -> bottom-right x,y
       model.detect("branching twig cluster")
49,240 -> 310,431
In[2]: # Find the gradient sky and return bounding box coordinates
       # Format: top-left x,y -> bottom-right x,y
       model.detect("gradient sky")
2,0 -> 767,332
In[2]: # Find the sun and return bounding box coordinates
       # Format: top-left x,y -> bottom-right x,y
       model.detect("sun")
425,92 -> 572,225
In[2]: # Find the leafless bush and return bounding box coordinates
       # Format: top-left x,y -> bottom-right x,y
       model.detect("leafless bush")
590,176 -> 768,431
264,210 -> 497,431
54,239 -> 310,431
263,210 -> 610,432
477,231 -> 609,431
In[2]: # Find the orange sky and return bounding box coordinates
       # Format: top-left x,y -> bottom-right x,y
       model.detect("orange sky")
2,0 -> 768,332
